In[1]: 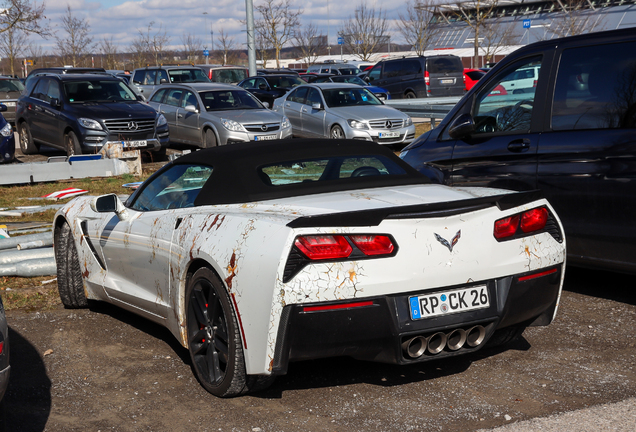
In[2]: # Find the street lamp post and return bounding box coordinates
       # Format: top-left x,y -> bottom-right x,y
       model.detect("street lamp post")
203,12 -> 210,64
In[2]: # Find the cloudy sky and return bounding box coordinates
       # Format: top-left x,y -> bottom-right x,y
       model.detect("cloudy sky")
34,0 -> 406,54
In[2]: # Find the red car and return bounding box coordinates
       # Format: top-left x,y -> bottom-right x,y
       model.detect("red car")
464,68 -> 508,96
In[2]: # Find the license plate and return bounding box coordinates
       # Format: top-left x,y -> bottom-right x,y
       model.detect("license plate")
123,140 -> 147,148
3,102 -> 15,107
255,134 -> 277,141
440,79 -> 455,85
379,131 -> 400,138
409,286 -> 489,320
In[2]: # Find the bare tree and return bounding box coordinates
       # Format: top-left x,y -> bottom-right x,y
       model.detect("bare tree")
215,28 -> 237,65
134,21 -> 171,67
0,0 -> 49,36
26,41 -> 44,68
0,27 -> 26,76
255,0 -> 302,68
547,0 -> 605,38
181,32 -> 202,63
480,19 -> 516,65
54,6 -> 94,67
292,23 -> 325,66
98,37 -> 118,70
396,0 -> 440,56
431,0 -> 500,68
339,2 -> 389,61
256,31 -> 271,67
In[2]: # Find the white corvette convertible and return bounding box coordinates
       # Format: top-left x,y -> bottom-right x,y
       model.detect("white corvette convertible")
54,139 -> 566,397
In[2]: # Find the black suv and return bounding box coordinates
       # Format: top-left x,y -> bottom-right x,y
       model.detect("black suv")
16,73 -> 169,156
401,27 -> 636,274
366,55 -> 465,99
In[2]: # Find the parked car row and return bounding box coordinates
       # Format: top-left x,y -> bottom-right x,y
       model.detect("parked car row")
11,59 -> 416,157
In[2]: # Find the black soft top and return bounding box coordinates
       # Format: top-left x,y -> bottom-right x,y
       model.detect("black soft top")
168,139 -> 431,206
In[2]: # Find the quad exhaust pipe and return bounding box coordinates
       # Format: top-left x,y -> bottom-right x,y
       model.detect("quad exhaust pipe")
402,325 -> 486,359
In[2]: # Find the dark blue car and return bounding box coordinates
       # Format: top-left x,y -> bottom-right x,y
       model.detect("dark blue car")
0,104 -> 15,163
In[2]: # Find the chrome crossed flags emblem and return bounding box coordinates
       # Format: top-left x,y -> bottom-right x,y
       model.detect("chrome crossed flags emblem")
434,230 -> 461,252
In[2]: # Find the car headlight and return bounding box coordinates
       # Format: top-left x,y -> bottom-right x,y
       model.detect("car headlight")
347,119 -> 368,130
157,113 -> 167,127
281,116 -> 291,129
0,123 -> 12,138
221,118 -> 247,132
405,116 -> 413,127
78,118 -> 103,130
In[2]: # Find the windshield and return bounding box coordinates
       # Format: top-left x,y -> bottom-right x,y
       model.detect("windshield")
266,76 -> 305,89
64,80 -> 138,102
331,76 -> 367,86
322,88 -> 382,108
337,67 -> 361,75
168,69 -> 210,83
201,90 -> 264,111
0,79 -> 24,92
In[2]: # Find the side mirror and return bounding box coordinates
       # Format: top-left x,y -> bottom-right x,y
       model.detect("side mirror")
159,78 -> 168,84
258,83 -> 267,90
0,104 -> 6,113
312,102 -> 323,110
365,76 -> 372,83
90,194 -> 129,221
136,94 -> 144,101
50,98 -> 61,108
262,101 -> 270,109
184,104 -> 198,113
448,113 -> 475,139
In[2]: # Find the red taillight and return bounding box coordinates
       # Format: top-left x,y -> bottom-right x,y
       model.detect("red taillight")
533,79 -> 538,87
424,70 -> 430,85
494,215 -> 520,239
349,235 -> 394,256
494,207 -> 549,240
295,235 -> 352,260
520,207 -> 548,233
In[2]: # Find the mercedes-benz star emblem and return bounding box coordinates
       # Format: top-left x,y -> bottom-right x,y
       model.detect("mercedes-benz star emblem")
127,121 -> 138,131
261,125 -> 268,131
386,120 -> 393,128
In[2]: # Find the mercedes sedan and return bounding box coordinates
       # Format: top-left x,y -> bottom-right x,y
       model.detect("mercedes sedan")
273,83 -> 415,149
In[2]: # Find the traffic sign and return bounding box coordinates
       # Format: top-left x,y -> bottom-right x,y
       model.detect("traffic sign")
203,50 -> 209,57
337,36 -> 344,45
523,19 -> 531,29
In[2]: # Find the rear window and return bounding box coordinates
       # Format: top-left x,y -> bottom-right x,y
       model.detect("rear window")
427,56 -> 463,74
168,69 -> 210,83
260,155 -> 407,186
211,68 -> 248,83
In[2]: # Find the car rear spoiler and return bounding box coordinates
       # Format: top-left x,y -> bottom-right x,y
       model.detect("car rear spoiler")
287,190 -> 542,228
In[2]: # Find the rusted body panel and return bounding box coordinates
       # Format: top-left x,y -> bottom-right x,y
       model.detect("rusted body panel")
54,184 -> 565,376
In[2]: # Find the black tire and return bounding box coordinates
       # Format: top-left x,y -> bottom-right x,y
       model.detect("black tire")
18,122 -> 38,155
54,222 -> 88,309
204,129 -> 217,148
405,91 -> 417,99
486,325 -> 526,348
187,268 -> 265,397
152,146 -> 167,162
330,125 -> 345,139
65,131 -> 82,156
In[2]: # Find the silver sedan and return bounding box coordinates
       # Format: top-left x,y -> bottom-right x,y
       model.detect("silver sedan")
148,83 -> 292,148
272,83 -> 415,148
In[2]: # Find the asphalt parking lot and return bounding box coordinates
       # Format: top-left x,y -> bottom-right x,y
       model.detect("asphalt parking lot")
4,266 -> 635,431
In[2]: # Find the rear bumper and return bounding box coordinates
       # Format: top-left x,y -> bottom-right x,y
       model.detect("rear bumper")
271,264 -> 563,374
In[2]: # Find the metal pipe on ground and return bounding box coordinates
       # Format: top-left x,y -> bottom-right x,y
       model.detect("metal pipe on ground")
0,247 -> 54,265
0,257 -> 57,277
0,232 -> 53,251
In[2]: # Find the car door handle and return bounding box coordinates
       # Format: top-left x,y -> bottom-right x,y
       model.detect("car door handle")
285,103 -> 291,107
178,114 -> 183,118
507,138 -> 531,152
301,108 -> 308,113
